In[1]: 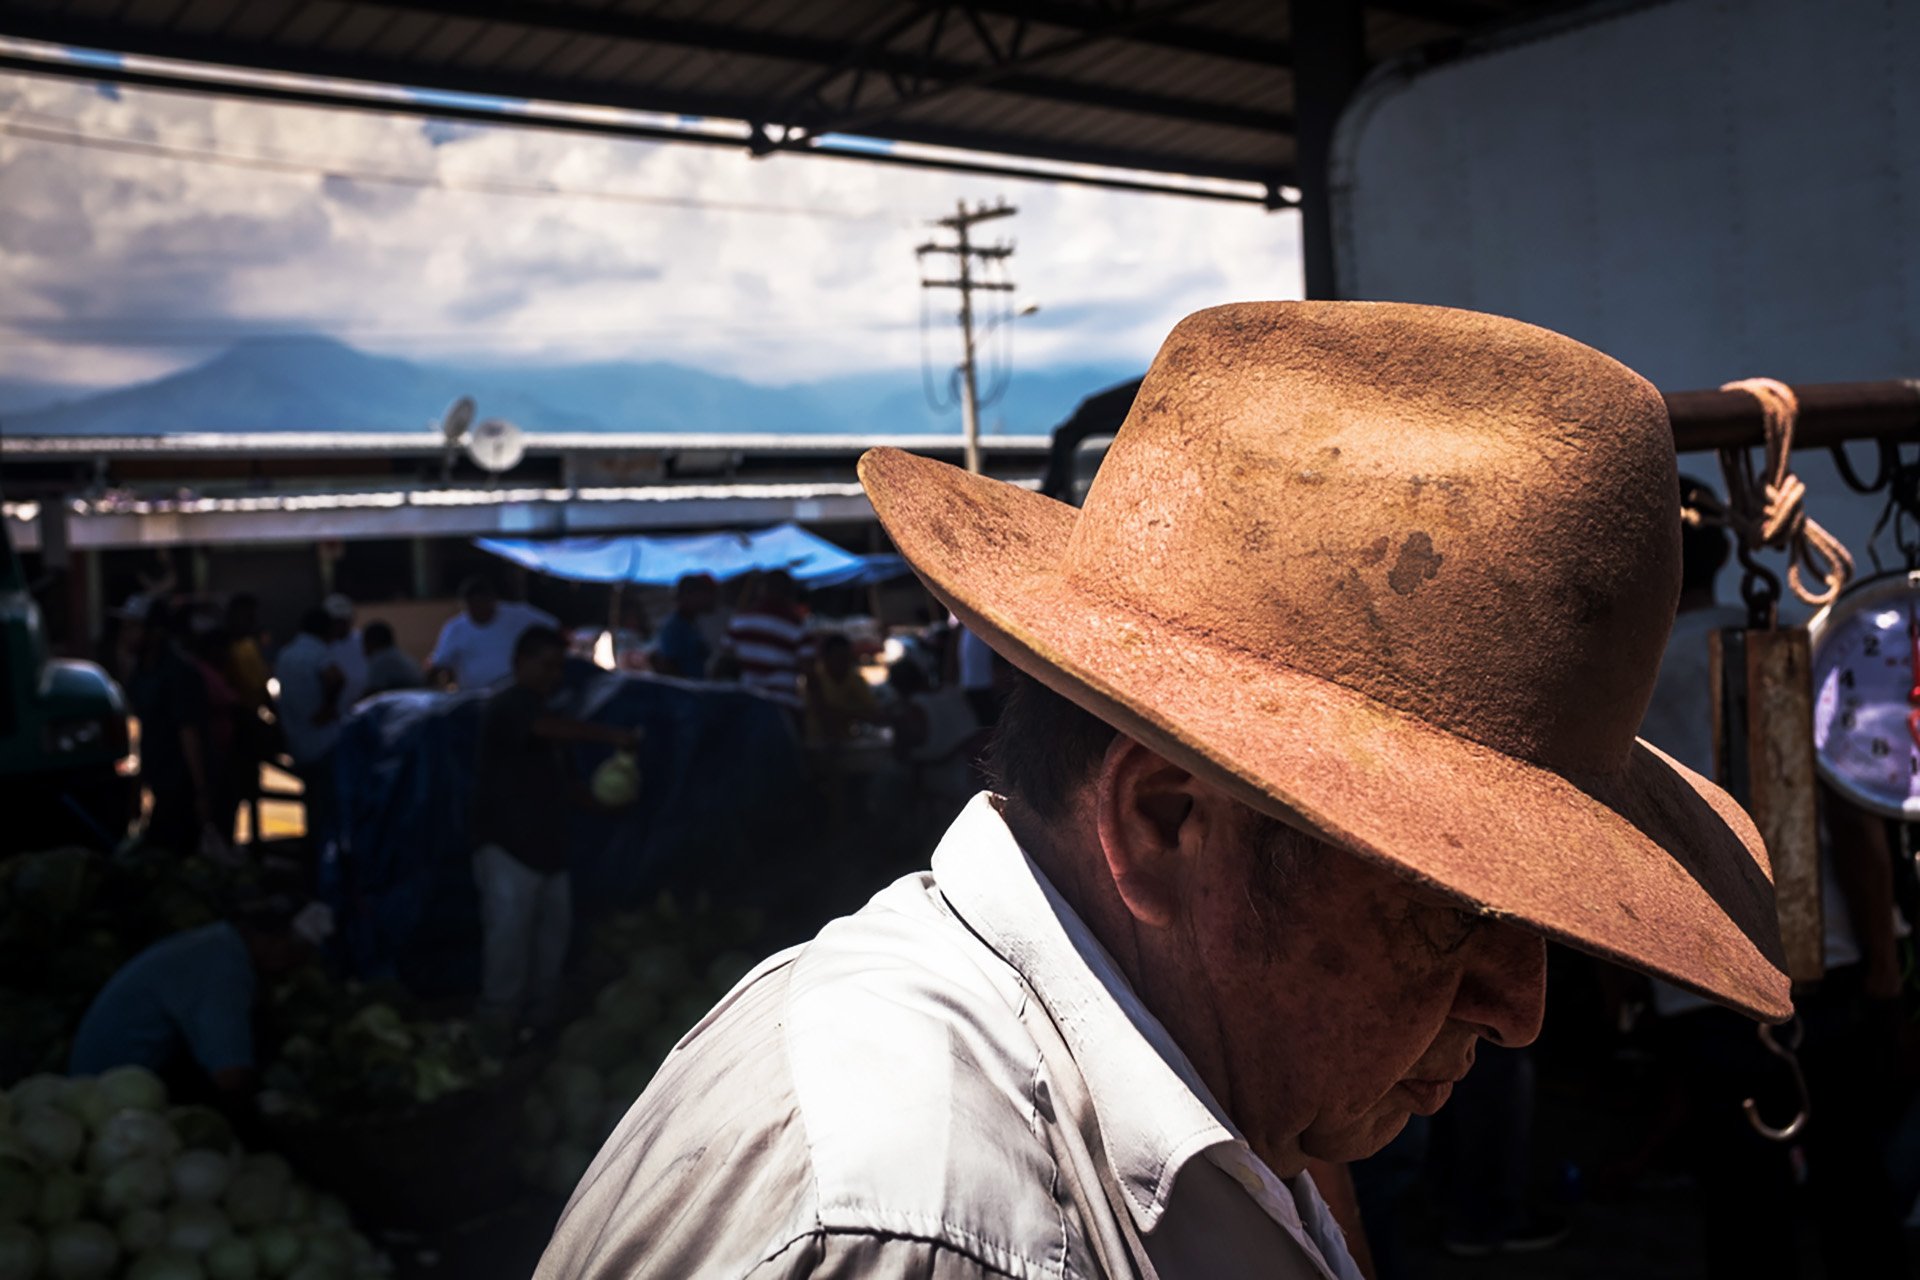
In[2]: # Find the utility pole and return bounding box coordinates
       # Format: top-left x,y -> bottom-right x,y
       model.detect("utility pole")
919,199 -> 1016,474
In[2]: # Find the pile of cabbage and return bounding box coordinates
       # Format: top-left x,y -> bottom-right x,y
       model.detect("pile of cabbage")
0,1065 -> 387,1280
518,894 -> 765,1198
258,974 -> 503,1120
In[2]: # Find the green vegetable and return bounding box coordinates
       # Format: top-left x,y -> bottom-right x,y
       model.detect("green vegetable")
206,1235 -> 260,1280
18,1106 -> 85,1170
0,1223 -> 41,1280
166,1201 -> 233,1254
7,1074 -> 69,1117
0,1160 -> 31,1224
250,1225 -> 303,1278
45,1220 -> 118,1280
34,1169 -> 86,1227
89,1066 -> 167,1127
127,1247 -> 208,1280
222,1168 -> 288,1232
171,1150 -> 233,1204
87,1109 -> 179,1173
95,1155 -> 170,1217
278,1184 -> 312,1225
117,1207 -> 168,1253
167,1107 -> 235,1155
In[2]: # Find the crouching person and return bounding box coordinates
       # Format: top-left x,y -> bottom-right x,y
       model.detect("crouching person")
471,625 -> 638,1044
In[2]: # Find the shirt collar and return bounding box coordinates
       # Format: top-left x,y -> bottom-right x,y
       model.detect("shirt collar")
930,792 -> 1257,1232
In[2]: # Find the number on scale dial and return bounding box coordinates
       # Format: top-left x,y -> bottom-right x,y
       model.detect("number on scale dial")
1810,576 -> 1920,819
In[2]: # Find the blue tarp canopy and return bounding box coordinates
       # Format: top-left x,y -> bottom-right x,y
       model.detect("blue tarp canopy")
475,523 -> 908,588
323,665 -> 807,992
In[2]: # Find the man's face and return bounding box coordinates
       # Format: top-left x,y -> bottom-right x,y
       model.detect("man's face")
467,592 -> 498,625
1169,807 -> 1546,1168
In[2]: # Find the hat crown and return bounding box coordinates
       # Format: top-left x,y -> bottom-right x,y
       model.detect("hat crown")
1062,302 -> 1680,775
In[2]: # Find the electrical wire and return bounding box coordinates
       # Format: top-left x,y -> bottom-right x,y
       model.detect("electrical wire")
918,284 -> 959,415
0,112 -> 912,223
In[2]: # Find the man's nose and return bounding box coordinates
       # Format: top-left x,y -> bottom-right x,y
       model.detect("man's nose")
1454,921 -> 1548,1048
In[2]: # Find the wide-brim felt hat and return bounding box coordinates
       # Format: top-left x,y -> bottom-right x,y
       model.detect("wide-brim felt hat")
860,301 -> 1789,1023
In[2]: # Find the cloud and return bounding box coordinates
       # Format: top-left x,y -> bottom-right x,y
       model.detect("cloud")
0,69 -> 1303,388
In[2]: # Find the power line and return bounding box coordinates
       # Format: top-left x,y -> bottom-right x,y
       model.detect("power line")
918,199 -> 1017,474
0,113 -> 911,223
0,318 -> 911,348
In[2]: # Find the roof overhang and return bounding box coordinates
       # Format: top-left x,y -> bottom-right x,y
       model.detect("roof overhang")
0,1 -> 1562,204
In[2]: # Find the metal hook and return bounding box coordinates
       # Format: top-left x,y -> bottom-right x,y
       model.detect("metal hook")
1742,1018 -> 1810,1142
1736,544 -> 1782,630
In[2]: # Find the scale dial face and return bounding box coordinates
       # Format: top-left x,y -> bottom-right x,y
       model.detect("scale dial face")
1810,572 -> 1920,819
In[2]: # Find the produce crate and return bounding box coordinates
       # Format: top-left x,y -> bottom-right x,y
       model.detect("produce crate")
264,1059 -> 540,1233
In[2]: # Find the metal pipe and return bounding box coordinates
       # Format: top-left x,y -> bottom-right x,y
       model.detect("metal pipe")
1666,380 -> 1920,454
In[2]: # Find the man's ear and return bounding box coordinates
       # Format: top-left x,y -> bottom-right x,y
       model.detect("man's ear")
1092,736 -> 1214,928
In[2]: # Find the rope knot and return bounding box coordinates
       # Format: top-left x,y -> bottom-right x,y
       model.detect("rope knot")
1707,377 -> 1853,608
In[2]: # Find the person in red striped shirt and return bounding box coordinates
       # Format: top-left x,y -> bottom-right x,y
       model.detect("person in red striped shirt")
725,570 -> 812,709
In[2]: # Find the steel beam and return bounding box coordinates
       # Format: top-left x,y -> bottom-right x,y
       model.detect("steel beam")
0,49 -> 1286,195
1292,0 -> 1367,299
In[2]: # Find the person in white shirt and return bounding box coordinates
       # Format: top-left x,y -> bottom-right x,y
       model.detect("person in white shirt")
322,592 -> 367,708
426,576 -> 558,691
538,305 -> 1791,1278
273,608 -> 346,845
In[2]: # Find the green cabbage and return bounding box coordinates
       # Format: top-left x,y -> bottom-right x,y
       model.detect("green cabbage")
88,1109 -> 180,1173
18,1106 -> 85,1170
96,1066 -> 168,1114
250,1225 -> 303,1278
166,1201 -> 233,1254
117,1207 -> 168,1253
0,1161 -> 30,1225
171,1150 -> 233,1203
95,1155 -> 170,1217
45,1220 -> 118,1280
205,1235 -> 260,1280
167,1107 -> 235,1156
6,1074 -> 69,1117
222,1167 -> 288,1232
33,1169 -> 86,1227
127,1247 -> 207,1280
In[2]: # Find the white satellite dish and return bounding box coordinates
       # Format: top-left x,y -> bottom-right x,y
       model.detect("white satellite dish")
466,417 -> 526,474
440,395 -> 476,444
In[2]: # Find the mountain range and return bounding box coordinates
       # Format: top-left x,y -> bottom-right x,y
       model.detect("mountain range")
0,336 -> 1141,437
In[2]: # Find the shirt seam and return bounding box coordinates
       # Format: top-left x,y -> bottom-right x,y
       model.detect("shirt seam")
749,1225 -> 1026,1278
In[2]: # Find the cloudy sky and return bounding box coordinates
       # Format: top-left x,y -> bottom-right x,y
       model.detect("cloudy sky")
0,59 -> 1303,393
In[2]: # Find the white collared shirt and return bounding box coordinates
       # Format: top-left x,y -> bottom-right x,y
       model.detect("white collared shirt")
538,794 -> 1363,1279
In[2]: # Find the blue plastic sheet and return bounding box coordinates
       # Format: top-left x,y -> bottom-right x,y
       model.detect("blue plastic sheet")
475,523 -> 909,588
321,662 -> 806,993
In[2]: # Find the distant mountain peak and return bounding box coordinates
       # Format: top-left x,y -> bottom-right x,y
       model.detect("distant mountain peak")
6,339 -> 1140,437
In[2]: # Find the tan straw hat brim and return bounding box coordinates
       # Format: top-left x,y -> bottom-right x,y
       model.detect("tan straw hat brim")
862,447 -> 1791,1024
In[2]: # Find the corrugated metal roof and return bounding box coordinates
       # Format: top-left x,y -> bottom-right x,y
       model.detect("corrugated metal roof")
0,431 -> 1053,460
0,0 -> 1563,192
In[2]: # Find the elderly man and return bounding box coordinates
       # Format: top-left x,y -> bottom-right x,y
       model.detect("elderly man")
537,304 -> 1788,1279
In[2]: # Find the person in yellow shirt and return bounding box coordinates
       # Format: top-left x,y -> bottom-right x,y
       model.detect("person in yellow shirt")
221,593 -> 275,847
804,634 -> 887,744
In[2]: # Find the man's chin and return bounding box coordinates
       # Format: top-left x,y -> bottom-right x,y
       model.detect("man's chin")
1302,1105 -> 1417,1166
